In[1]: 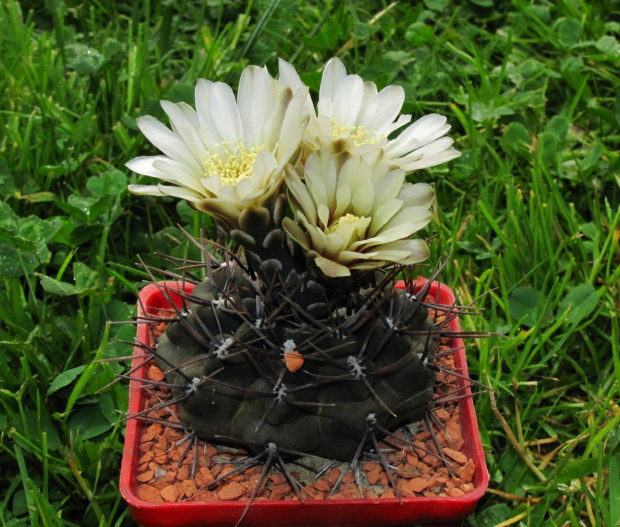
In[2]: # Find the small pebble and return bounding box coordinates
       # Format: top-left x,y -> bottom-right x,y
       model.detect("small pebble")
443,448 -> 468,465
434,409 -> 450,420
139,451 -> 154,464
154,468 -> 168,481
177,465 -> 190,482
363,461 -> 379,472
218,481 -> 246,501
446,487 -> 465,497
457,461 -> 476,483
137,470 -> 154,483
366,465 -> 383,485
269,483 -> 291,501
269,473 -> 286,485
407,477 -> 431,493
138,484 -> 162,502
160,485 -> 179,502
147,365 -> 165,382
182,479 -> 197,497
324,467 -> 341,486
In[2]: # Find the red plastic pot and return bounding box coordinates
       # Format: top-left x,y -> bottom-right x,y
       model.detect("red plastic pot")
120,280 -> 489,526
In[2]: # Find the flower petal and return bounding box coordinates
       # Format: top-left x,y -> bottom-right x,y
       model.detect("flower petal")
126,156 -> 166,178
152,158 -> 206,194
250,150 -> 278,187
373,169 -> 406,209
368,199 -> 403,236
156,184 -> 203,201
128,184 -> 166,196
385,114 -> 450,157
160,101 -> 207,166
317,203 -> 330,230
282,217 -> 311,250
334,184 -> 351,219
275,87 -> 310,169
361,84 -> 405,136
400,145 -> 461,171
127,156 -> 205,195
136,116 -> 202,172
278,58 -> 315,115
314,256 -> 351,277
380,206 -> 432,233
350,180 -> 375,217
237,66 -> 274,146
264,85 -> 293,150
210,82 -> 244,145
331,73 -> 365,127
374,239 -> 430,264
195,79 -> 225,148
285,165 -> 317,225
304,152 -> 330,211
318,57 -> 347,113
398,183 -> 435,208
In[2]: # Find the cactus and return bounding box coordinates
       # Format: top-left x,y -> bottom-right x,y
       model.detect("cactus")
154,238 -> 439,462
119,57 -> 482,511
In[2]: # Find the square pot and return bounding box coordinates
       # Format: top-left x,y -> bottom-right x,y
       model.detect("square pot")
120,280 -> 489,526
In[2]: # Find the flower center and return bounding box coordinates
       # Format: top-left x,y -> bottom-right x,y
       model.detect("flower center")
327,213 -> 364,233
332,119 -> 382,146
204,139 -> 264,186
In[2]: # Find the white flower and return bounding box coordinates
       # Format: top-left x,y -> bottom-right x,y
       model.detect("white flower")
278,57 -> 460,172
283,151 -> 434,278
127,65 -> 309,230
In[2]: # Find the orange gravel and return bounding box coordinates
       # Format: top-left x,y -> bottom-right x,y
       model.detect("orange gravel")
134,298 -> 477,502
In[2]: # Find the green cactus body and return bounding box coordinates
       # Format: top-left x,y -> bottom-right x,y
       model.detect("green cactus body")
155,248 -> 438,461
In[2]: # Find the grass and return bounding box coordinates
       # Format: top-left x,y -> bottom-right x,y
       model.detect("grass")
0,0 -> 618,525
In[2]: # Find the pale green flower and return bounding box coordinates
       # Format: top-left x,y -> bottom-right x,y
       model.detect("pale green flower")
127,65 -> 309,231
283,151 -> 434,277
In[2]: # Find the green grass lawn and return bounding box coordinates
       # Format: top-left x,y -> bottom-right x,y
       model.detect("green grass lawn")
1,0 -> 619,525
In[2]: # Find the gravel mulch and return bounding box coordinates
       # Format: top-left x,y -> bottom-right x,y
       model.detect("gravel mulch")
133,297 -> 477,503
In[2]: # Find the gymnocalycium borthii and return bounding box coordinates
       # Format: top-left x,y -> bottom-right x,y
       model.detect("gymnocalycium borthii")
122,57 -> 480,512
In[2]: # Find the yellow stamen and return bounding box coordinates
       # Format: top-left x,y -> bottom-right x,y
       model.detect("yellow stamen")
327,213 -> 364,233
332,119 -> 382,146
204,139 -> 265,186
